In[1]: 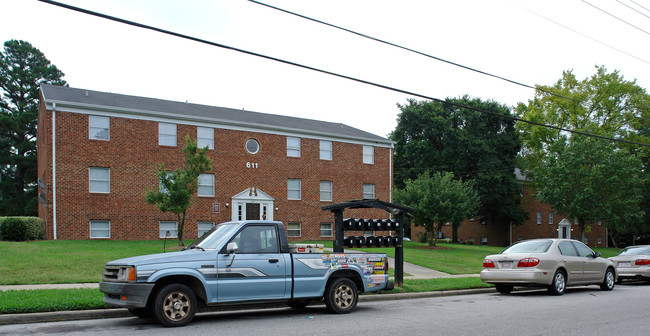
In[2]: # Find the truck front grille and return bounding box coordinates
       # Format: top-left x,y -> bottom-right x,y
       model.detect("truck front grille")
103,266 -> 122,282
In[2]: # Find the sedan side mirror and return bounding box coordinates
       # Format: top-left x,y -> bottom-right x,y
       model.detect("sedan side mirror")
593,252 -> 601,258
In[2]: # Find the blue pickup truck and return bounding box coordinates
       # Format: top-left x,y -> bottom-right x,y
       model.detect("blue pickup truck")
99,220 -> 394,327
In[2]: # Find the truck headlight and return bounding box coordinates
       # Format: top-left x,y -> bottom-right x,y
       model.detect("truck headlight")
118,266 -> 136,282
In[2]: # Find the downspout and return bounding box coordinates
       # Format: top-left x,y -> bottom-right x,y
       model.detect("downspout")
389,145 -> 393,203
52,102 -> 57,240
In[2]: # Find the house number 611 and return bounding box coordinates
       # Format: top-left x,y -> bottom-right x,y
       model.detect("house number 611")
246,162 -> 258,169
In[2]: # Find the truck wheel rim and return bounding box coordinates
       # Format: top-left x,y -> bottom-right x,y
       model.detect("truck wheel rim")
334,284 -> 353,308
163,291 -> 190,321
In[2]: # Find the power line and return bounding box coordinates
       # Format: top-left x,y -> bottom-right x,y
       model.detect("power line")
37,0 -> 650,148
582,0 -> 650,35
617,0 -> 650,19
630,0 -> 650,13
516,4 -> 650,65
249,0 -> 578,102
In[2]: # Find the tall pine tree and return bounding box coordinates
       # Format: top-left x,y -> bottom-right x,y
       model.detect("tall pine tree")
0,40 -> 66,215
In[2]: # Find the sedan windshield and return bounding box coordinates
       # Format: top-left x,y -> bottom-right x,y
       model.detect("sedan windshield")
501,240 -> 553,254
616,246 -> 650,256
188,222 -> 239,250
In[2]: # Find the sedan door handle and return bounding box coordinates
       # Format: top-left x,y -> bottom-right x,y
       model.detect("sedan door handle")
269,258 -> 279,263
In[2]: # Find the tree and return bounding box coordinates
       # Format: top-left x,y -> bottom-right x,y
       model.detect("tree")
391,96 -> 527,242
145,136 -> 212,247
0,40 -> 66,215
394,171 -> 479,246
532,137 -> 646,243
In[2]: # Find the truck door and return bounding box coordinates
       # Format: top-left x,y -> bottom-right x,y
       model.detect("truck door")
216,224 -> 289,301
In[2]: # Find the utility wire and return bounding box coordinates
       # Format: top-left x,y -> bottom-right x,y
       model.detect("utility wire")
630,0 -> 650,13
617,0 -> 650,19
582,0 -> 650,35
249,0 -> 577,102
37,0 -> 650,148
516,4 -> 650,65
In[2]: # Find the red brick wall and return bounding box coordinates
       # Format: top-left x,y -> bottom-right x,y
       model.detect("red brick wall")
38,103 -> 392,241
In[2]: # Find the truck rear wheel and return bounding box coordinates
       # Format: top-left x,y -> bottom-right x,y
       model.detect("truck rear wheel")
153,283 -> 197,327
324,278 -> 358,314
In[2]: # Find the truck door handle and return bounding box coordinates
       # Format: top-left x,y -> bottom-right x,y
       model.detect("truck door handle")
269,258 -> 279,263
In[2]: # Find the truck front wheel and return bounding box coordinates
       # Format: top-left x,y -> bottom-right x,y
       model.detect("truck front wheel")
324,278 -> 358,314
152,283 -> 197,327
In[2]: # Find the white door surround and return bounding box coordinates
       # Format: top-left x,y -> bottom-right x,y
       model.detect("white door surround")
231,187 -> 274,221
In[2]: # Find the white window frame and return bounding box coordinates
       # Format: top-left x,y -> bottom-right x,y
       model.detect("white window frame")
89,167 -> 110,193
197,127 -> 214,150
320,140 -> 332,160
363,145 -> 374,164
537,211 -> 542,224
159,221 -> 178,238
549,212 -> 554,225
363,183 -> 375,199
246,138 -> 260,154
287,222 -> 301,237
89,115 -> 109,141
198,221 -> 215,237
89,220 -> 110,239
197,174 -> 215,197
287,179 -> 301,200
320,222 -> 333,237
159,123 -> 177,146
320,181 -> 333,202
287,137 -> 301,157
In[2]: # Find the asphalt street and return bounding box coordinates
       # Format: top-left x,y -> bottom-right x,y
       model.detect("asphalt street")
2,283 -> 648,336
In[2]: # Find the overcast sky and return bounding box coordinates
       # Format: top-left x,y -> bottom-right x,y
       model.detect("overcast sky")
1,0 -> 648,138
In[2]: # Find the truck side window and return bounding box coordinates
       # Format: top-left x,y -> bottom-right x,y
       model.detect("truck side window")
232,226 -> 279,253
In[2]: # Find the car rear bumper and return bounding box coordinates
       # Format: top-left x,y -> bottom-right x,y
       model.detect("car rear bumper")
480,269 -> 553,285
99,281 -> 155,308
616,267 -> 650,279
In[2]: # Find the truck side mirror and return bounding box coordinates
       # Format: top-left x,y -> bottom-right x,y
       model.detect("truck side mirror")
227,242 -> 239,254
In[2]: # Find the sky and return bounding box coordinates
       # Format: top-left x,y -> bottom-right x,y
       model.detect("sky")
1,0 -> 648,138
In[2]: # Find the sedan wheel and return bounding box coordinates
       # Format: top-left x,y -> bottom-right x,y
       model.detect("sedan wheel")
548,270 -> 566,295
600,268 -> 615,291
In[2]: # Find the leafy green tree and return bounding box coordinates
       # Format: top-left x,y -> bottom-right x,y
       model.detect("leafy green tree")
532,137 -> 646,244
391,96 -> 526,242
394,171 -> 479,246
146,136 -> 212,247
0,40 -> 66,215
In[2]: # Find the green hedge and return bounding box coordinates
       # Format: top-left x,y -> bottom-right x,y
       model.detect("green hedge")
0,217 -> 43,241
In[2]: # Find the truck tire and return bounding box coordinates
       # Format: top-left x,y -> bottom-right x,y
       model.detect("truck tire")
152,283 -> 197,327
324,278 -> 358,314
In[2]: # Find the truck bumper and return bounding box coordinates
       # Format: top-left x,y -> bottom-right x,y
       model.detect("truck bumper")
99,281 -> 155,308
385,281 -> 395,291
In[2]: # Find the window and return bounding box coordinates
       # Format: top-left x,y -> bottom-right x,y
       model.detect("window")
159,123 -> 177,146
320,223 -> 333,237
287,137 -> 300,157
231,225 -> 278,253
573,241 -> 593,257
89,167 -> 110,193
287,179 -> 301,200
598,220 -> 602,226
363,145 -> 374,164
197,127 -> 214,150
537,211 -> 542,224
246,139 -> 260,154
549,212 -> 554,225
481,237 -> 488,246
320,181 -> 332,202
198,221 -> 215,237
158,172 -> 174,194
558,241 -> 578,256
320,140 -> 332,160
89,115 -> 109,140
583,237 -> 589,245
159,221 -> 178,238
598,236 -> 602,245
287,222 -> 301,237
198,174 -> 215,197
90,220 -> 110,239
363,184 -> 375,199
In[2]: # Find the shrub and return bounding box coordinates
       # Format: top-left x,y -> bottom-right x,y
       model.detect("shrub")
0,217 -> 43,241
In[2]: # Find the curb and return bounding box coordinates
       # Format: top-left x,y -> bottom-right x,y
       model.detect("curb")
0,287 -> 495,325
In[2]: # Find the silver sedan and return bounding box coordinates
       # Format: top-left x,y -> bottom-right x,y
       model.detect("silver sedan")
480,238 -> 616,295
609,245 -> 650,283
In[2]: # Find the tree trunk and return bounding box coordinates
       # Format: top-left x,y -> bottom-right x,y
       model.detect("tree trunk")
177,212 -> 186,247
452,222 -> 459,243
578,218 -> 586,242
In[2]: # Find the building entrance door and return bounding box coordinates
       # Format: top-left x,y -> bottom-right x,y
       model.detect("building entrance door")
558,218 -> 571,239
246,203 -> 260,220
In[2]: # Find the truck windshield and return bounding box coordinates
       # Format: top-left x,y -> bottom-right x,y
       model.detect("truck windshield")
189,223 -> 239,250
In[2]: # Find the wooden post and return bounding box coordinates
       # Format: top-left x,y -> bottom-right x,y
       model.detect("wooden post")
333,209 -> 344,253
395,213 -> 404,287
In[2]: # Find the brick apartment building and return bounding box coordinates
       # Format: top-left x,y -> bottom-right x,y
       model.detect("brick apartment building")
37,85 -> 393,241
435,170 -> 608,248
